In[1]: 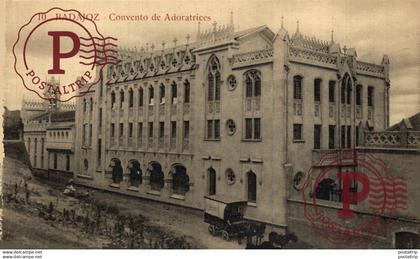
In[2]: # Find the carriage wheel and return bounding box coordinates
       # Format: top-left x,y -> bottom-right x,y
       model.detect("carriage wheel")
222,230 -> 230,241
208,225 -> 217,236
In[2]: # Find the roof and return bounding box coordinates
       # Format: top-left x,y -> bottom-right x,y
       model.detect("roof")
388,112 -> 420,131
204,195 -> 247,205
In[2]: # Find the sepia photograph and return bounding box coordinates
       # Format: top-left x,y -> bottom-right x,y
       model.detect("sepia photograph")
0,0 -> 419,256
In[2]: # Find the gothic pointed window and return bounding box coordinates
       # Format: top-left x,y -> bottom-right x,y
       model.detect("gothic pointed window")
149,85 -> 154,105
293,75 -> 302,100
171,81 -> 177,104
207,56 -> 221,102
159,83 -> 165,104
111,92 -> 116,109
129,89 -> 133,107
244,70 -> 261,98
184,80 -> 190,103
139,88 -> 144,107
119,90 -> 125,108
247,171 -> 257,203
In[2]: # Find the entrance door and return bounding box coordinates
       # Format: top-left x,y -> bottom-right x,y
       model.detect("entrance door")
207,168 -> 216,195
395,232 -> 419,249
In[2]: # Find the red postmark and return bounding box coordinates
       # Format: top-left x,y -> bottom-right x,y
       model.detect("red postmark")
301,149 -> 407,247
13,7 -> 118,102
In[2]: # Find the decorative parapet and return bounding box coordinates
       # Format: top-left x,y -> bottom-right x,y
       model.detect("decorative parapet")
289,47 -> 385,79
356,61 -> 385,78
289,47 -> 337,68
363,131 -> 420,148
232,49 -> 273,69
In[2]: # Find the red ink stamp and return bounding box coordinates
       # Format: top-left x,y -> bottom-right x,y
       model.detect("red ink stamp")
301,149 -> 407,247
13,7 -> 118,102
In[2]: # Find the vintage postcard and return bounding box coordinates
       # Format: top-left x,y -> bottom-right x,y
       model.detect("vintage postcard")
1,0 -> 419,254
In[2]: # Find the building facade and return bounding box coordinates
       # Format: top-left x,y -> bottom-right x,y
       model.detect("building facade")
22,85 -> 76,180
74,21 -> 395,239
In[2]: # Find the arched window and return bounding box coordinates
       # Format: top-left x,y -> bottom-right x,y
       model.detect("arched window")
244,70 -> 261,98
207,167 -> 216,195
119,90 -> 125,108
316,178 -> 337,201
172,164 -> 189,195
149,162 -> 164,191
128,160 -> 142,187
184,79 -> 190,103
111,91 -> 116,108
171,81 -> 177,104
293,75 -> 302,100
110,158 -> 122,183
159,83 -> 165,104
207,56 -> 221,101
138,88 -> 144,107
247,171 -> 257,203
128,88 -> 133,107
149,85 -> 154,105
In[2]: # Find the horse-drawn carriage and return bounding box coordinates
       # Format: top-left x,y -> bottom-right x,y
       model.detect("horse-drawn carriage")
204,195 -> 268,245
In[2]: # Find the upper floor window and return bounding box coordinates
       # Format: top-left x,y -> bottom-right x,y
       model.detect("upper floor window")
139,88 -> 144,107
314,79 -> 321,102
244,118 -> 261,140
244,70 -> 261,98
89,98 -> 93,111
148,122 -> 153,137
207,56 -> 221,101
207,119 -> 220,140
171,81 -> 178,104
110,123 -> 115,137
171,121 -> 177,138
293,123 -> 303,141
183,121 -> 190,139
119,90 -> 124,108
328,81 -> 335,103
159,121 -> 165,138
149,85 -> 154,105
293,75 -> 303,100
184,80 -> 190,103
159,83 -> 165,104
119,123 -> 124,137
128,89 -> 134,107
83,98 -> 87,112
356,85 -> 362,105
368,86 -> 374,107
111,91 -> 116,108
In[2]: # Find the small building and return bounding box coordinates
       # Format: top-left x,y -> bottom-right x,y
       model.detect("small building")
22,84 -> 76,181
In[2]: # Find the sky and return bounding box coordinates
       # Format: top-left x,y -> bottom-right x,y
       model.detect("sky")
2,0 -> 419,125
